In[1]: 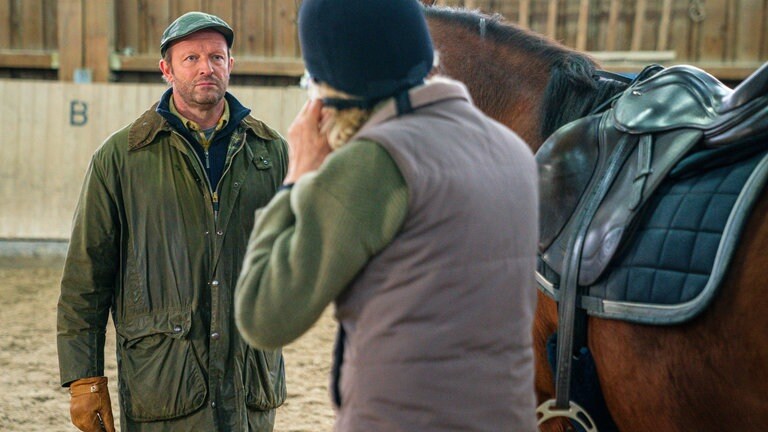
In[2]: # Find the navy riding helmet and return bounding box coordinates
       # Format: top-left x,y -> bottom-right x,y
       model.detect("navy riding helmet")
298,0 -> 434,108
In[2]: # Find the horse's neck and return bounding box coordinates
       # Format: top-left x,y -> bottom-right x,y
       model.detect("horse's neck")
430,33 -> 550,148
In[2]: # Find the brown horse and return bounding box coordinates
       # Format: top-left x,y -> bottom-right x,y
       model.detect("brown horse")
423,4 -> 768,432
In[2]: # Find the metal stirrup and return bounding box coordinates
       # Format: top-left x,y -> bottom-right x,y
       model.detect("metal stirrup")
537,399 -> 598,431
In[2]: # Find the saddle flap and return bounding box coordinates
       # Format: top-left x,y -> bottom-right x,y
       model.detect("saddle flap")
613,65 -> 732,133
537,114 -> 603,252
538,114 -> 703,286
578,128 -> 703,285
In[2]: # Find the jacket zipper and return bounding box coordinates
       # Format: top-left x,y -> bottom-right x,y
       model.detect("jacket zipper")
212,133 -> 248,219
173,131 -> 217,220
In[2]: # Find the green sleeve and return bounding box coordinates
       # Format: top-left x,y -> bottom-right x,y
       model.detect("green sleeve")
57,149 -> 119,386
235,139 -> 408,349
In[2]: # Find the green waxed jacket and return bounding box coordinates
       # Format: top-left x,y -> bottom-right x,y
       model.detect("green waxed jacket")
57,93 -> 288,431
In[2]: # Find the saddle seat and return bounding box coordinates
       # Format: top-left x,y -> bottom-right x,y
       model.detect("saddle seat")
536,62 -> 768,324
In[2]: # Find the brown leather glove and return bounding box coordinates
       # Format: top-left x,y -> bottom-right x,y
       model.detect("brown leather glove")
69,376 -> 116,432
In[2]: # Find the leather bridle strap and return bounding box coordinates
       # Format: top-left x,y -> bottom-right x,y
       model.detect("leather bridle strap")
554,117 -> 639,409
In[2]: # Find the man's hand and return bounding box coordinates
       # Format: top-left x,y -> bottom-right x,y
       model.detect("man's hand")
69,376 -> 115,432
284,99 -> 332,184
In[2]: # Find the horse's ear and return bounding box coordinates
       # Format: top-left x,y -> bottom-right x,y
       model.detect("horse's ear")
419,0 -> 436,6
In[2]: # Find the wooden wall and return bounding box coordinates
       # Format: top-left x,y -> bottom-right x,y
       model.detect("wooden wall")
0,80 -> 305,239
0,0 -> 765,82
438,0 -> 768,79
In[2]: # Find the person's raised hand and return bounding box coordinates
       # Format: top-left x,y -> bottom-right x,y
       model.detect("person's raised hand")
284,99 -> 332,184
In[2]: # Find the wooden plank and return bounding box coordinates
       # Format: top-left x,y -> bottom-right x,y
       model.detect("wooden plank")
518,0 -> 530,28
203,0 -> 233,26
273,0 -> 298,57
734,0 -> 765,63
656,0 -> 673,51
0,0 -> 10,49
263,0 -> 274,56
698,0 -> 728,63
724,0 -> 738,61
42,81 -> 68,231
13,80 -> 46,237
763,0 -> 768,60
236,0 -> 262,55
604,61 -> 763,80
17,0 -> 44,50
630,0 -> 646,51
605,0 -> 620,51
84,0 -> 114,82
57,0 -> 81,81
575,0 -> 589,50
112,53 -> 304,76
115,0 -> 139,56
42,0 -> 57,49
0,49 -> 57,68
546,0 -> 558,39
172,0 -> 202,17
140,0 -> 169,55
0,80 -> 21,236
669,0 -> 693,60
589,49 -> 676,62
252,0 -> 269,56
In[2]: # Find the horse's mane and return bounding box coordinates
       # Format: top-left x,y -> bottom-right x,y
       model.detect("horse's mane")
424,6 -> 629,140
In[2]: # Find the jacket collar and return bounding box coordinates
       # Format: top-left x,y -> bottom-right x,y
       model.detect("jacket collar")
357,78 -> 472,132
128,89 -> 279,151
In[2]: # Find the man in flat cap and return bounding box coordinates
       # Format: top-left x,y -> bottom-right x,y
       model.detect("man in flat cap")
57,11 -> 287,432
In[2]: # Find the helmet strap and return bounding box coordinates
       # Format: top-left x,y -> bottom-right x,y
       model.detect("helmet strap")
394,91 -> 414,116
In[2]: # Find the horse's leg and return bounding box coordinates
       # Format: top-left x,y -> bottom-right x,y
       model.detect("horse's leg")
591,190 -> 768,432
534,291 -> 574,432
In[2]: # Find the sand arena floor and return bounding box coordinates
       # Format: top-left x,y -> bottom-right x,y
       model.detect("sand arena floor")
0,256 -> 336,432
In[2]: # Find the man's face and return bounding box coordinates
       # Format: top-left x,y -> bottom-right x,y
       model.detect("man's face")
160,30 -> 234,109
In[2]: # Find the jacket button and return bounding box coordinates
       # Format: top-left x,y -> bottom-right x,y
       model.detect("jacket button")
211,280 -> 219,286
211,332 -> 220,340
203,231 -> 209,236
211,401 -> 216,408
173,325 -> 182,333
262,159 -> 270,165
216,230 -> 223,236
233,182 -> 240,188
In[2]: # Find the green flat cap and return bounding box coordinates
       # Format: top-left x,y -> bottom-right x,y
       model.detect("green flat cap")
160,11 -> 234,56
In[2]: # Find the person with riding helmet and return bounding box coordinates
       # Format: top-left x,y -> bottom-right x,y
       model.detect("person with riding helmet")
57,11 -> 287,432
234,0 -> 539,430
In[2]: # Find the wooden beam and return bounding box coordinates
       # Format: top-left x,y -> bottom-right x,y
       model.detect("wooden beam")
111,53 -> 305,76
19,0 -> 44,50
605,0 -> 620,51
589,50 -> 676,63
518,0 -> 530,28
657,0 -> 672,51
547,0 -> 558,40
575,0 -> 590,51
630,0 -> 647,51
0,0 -> 9,49
0,49 -> 57,68
84,0 -> 114,82
603,61 -> 764,81
57,0 -> 82,81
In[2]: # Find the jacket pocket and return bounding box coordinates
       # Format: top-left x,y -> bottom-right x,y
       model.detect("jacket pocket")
116,308 -> 207,421
244,346 -> 286,411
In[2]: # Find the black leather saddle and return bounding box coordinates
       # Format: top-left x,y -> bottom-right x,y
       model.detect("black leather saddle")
538,62 -> 768,288
534,61 -> 768,426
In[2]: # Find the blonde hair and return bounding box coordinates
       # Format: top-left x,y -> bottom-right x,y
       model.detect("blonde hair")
312,82 -> 372,150
313,74 -> 446,149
